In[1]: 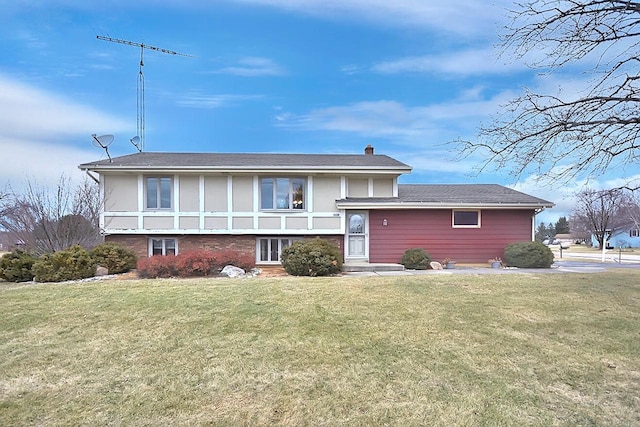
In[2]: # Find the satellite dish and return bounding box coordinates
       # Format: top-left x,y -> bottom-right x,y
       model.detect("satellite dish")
130,135 -> 142,152
91,134 -> 114,148
91,134 -> 114,162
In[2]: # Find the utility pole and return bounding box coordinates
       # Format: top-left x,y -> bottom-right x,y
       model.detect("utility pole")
97,35 -> 193,152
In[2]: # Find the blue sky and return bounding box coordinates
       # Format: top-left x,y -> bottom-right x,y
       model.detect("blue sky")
2,0 -> 638,224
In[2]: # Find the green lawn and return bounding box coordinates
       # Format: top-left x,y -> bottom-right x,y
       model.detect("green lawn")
1,271 -> 639,426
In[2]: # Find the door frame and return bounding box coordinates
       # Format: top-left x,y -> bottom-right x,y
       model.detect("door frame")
345,211 -> 369,261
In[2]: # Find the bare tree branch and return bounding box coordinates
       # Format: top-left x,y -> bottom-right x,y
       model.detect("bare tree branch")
460,1 -> 640,183
0,176 -> 102,255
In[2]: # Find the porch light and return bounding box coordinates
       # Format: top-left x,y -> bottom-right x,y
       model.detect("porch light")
382,218 -> 388,226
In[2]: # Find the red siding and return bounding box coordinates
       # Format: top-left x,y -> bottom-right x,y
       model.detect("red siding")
369,209 -> 535,264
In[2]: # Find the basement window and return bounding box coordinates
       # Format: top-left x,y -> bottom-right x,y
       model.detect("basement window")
149,238 -> 177,256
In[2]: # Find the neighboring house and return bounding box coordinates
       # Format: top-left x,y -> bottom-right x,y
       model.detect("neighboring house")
78,146 -> 554,266
592,229 -> 640,249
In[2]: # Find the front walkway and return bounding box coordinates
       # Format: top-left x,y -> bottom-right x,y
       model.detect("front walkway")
342,259 -> 640,277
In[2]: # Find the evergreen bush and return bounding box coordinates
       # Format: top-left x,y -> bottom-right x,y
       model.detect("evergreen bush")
280,238 -> 343,276
90,243 -> 137,274
400,248 -> 431,270
0,250 -> 37,282
504,241 -> 554,268
32,245 -> 96,282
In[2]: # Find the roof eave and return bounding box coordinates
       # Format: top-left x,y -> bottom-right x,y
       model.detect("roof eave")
335,201 -> 555,210
78,165 -> 413,174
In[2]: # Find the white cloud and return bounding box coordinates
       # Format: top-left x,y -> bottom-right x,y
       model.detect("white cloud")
0,74 -> 130,140
213,57 -> 286,77
0,73 -> 130,192
232,0 -> 510,37
1,137 -> 98,192
275,89 -> 513,143
177,92 -> 263,108
509,171 -> 640,223
373,48 -> 529,77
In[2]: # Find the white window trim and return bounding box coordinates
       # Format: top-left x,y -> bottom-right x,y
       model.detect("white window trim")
259,177 -> 307,211
144,176 -> 174,211
256,236 -> 302,264
148,237 -> 178,256
452,209 -> 481,228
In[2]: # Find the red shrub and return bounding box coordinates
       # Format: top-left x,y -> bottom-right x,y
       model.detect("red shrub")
174,250 -> 219,277
137,255 -> 178,278
136,250 -> 256,278
216,250 -> 256,271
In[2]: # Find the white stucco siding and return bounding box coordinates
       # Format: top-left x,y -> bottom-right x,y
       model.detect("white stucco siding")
313,177 -> 341,212
104,216 -> 137,229
373,178 -> 393,197
103,175 -> 138,212
347,178 -> 368,197
204,176 -> 228,212
232,176 -> 254,212
179,176 -> 200,212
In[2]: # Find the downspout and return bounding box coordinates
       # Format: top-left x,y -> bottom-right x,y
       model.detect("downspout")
83,169 -> 100,184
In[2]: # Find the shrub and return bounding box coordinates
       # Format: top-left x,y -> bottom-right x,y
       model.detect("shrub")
137,250 -> 256,278
90,243 -> 137,274
281,238 -> 343,277
174,250 -> 219,277
400,248 -> 431,270
504,241 -> 554,268
0,250 -> 37,282
215,250 -> 256,272
136,255 -> 178,279
32,245 -> 96,282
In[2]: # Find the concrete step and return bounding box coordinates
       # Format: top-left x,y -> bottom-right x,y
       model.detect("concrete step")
342,263 -> 405,272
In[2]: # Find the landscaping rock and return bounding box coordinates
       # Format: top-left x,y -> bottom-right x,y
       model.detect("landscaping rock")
430,261 -> 443,270
95,266 -> 109,276
220,265 -> 245,278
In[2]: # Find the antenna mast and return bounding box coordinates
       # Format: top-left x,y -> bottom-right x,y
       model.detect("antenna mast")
97,35 -> 192,152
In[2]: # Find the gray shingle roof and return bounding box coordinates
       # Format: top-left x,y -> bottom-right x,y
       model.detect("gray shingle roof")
78,152 -> 411,170
337,184 -> 553,207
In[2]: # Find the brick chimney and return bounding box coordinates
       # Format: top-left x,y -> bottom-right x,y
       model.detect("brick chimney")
364,144 -> 374,155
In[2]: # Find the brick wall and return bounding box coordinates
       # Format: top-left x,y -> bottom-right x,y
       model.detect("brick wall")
106,234 -> 344,261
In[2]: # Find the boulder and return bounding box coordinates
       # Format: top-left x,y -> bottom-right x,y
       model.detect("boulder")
220,265 -> 246,278
430,261 -> 443,270
95,265 -> 109,276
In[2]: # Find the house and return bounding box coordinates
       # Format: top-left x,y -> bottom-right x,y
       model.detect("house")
78,146 -> 554,267
593,229 -> 640,249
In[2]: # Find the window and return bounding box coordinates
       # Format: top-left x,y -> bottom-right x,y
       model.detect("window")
257,237 -> 300,263
453,210 -> 480,228
146,177 -> 172,209
631,229 -> 640,238
150,238 -> 177,256
260,177 -> 305,210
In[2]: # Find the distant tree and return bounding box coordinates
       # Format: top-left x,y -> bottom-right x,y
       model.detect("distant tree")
571,188 -> 629,249
555,216 -> 570,234
546,222 -> 556,239
460,1 -> 640,184
535,222 -> 548,242
0,176 -> 102,255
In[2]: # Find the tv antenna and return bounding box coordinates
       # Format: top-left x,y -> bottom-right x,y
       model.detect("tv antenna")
91,134 -> 114,162
96,35 -> 193,152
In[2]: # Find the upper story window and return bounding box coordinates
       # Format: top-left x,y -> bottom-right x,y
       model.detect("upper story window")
260,177 -> 305,210
146,177 -> 172,210
631,229 -> 640,238
452,210 -> 481,228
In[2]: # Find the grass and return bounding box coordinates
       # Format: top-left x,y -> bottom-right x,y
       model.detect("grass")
1,271 -> 639,426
